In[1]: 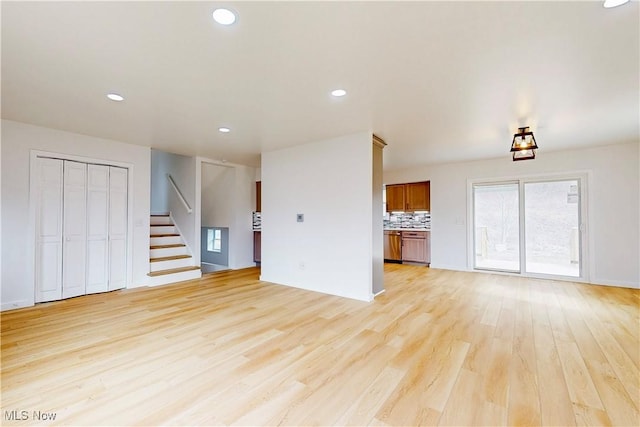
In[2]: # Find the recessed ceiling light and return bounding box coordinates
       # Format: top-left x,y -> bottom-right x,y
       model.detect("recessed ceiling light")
331,89 -> 347,97
218,127 -> 231,133
603,0 -> 630,8
107,93 -> 124,102
212,8 -> 236,25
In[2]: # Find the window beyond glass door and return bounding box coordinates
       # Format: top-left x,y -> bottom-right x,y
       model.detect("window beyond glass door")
524,180 -> 580,277
474,183 -> 520,272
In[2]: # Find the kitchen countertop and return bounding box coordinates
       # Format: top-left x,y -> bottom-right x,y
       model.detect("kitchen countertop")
254,228 -> 429,232
384,228 -> 430,231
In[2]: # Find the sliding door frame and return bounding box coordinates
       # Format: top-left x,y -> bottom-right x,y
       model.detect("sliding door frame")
467,171 -> 590,282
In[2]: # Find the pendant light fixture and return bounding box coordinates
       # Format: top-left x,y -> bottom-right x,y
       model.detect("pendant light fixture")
510,126 -> 538,161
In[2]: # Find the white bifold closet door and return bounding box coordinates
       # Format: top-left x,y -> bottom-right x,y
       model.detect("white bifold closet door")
35,158 -> 128,303
35,158 -> 64,302
62,161 -> 88,299
86,164 -> 110,294
108,167 -> 128,291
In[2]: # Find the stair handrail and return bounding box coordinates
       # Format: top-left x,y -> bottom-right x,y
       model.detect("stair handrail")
166,173 -> 193,214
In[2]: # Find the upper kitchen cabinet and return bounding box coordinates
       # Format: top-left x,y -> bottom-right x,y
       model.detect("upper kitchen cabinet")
256,181 -> 261,212
386,181 -> 430,212
385,184 -> 406,212
406,181 -> 430,211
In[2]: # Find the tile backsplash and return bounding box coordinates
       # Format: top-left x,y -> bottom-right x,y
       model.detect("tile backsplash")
384,211 -> 431,229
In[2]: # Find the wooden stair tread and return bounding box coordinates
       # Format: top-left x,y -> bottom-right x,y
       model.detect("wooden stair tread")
150,224 -> 174,227
148,266 -> 200,277
150,233 -> 180,237
150,244 -> 186,249
150,214 -> 170,217
150,255 -> 192,262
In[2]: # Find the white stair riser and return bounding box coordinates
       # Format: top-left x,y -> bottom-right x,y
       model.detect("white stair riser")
150,216 -> 172,225
150,236 -> 182,246
150,246 -> 188,258
148,269 -> 202,287
150,258 -> 193,272
150,225 -> 176,235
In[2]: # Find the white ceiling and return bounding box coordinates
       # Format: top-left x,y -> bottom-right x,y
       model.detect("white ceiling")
2,1 -> 638,171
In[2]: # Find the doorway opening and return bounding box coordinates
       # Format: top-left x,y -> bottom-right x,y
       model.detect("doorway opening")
200,163 -> 235,273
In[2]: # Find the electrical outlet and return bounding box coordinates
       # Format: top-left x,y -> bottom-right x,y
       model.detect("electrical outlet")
297,213 -> 304,222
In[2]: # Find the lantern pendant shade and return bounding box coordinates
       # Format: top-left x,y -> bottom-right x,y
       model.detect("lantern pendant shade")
510,126 -> 538,161
513,149 -> 536,161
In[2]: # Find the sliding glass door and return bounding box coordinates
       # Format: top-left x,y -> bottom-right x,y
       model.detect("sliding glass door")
473,183 -> 520,272
473,177 -> 583,279
524,180 -> 580,277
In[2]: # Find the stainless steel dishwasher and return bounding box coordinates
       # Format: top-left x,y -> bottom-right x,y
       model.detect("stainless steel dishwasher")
384,230 -> 402,262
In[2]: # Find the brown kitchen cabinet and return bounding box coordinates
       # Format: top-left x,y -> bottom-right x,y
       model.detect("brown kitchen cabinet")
401,230 -> 430,264
405,181 -> 430,211
385,184 -> 405,212
253,231 -> 261,263
256,181 -> 261,212
386,181 -> 430,212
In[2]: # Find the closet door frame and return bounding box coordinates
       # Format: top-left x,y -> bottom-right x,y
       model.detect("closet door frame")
28,150 -> 135,300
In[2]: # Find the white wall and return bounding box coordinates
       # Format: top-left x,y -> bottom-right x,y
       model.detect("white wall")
150,150 -> 197,257
372,142 -> 384,295
201,163 -> 234,227
384,142 -> 640,288
1,127 -> 2,300
1,120 -> 151,310
195,159 -> 256,271
261,131 -> 375,301
150,149 -> 170,214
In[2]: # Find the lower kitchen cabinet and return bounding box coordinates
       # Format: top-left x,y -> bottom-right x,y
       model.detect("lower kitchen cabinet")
401,230 -> 431,265
253,231 -> 261,263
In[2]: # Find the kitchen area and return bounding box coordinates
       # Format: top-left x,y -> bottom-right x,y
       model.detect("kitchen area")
253,179 -> 430,267
384,181 -> 431,266
253,181 -> 261,264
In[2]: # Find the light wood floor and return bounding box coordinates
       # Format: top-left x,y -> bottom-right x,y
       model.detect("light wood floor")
1,265 -> 638,426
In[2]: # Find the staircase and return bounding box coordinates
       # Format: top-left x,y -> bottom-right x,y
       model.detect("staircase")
148,214 -> 201,286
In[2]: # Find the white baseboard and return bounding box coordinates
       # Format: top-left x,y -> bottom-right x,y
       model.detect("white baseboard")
590,278 -> 639,289
1,299 -> 33,312
259,275 -> 372,302
429,264 -> 469,272
430,264 -> 640,289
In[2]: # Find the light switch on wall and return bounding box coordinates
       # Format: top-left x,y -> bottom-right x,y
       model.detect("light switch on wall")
297,213 -> 304,222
